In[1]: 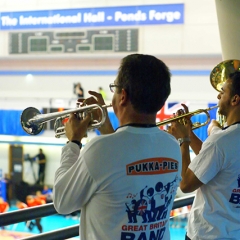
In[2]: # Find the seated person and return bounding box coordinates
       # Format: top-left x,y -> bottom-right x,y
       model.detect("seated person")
41,185 -> 53,203
0,197 -> 9,229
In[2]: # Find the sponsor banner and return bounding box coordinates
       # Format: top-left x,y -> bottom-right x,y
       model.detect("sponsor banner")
0,4 -> 184,30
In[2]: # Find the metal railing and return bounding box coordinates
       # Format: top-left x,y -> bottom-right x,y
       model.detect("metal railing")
0,194 -> 195,240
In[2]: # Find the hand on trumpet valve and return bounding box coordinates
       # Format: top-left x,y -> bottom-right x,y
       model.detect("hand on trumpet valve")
77,90 -> 114,134
168,118 -> 191,140
167,104 -> 192,140
78,90 -> 107,122
65,113 -> 91,142
78,90 -> 106,106
177,104 -> 193,128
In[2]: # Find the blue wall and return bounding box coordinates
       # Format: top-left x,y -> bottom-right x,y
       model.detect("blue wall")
0,109 -> 218,142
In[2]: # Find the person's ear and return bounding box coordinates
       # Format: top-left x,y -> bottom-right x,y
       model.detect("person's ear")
119,88 -> 128,106
231,94 -> 240,106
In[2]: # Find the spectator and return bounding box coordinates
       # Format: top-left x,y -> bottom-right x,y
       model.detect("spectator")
34,149 -> 46,185
75,82 -> 84,98
98,86 -> 107,100
26,194 -> 46,233
3,173 -> 12,207
0,197 -> 9,229
42,185 -> 53,203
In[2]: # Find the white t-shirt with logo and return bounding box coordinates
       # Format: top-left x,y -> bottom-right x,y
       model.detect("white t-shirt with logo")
53,126 -> 182,240
188,124 -> 240,240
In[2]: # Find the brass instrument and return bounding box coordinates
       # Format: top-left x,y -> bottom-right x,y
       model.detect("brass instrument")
210,59 -> 240,92
156,106 -> 218,130
210,59 -> 240,126
21,103 -> 112,138
156,59 -> 240,130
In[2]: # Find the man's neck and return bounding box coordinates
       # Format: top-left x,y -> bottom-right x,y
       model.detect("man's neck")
225,108 -> 240,126
118,107 -> 156,126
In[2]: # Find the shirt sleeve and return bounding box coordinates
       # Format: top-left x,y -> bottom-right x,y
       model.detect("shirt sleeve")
209,126 -> 222,135
189,139 -> 224,184
53,142 -> 98,214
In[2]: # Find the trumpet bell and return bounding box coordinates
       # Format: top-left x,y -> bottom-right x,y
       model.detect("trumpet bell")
210,59 -> 240,92
21,107 -> 44,135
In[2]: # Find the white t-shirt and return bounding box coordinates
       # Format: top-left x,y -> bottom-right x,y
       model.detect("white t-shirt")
188,124 -> 240,240
53,126 -> 182,240
209,125 -> 222,135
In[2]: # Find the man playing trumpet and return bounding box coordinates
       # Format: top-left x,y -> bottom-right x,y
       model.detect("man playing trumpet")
53,54 -> 182,240
169,71 -> 240,240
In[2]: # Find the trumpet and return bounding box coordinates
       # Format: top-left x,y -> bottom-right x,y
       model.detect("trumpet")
156,105 -> 218,130
21,103 -> 112,138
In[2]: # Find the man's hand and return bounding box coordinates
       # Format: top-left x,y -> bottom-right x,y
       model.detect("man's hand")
85,91 -> 107,123
168,118 -> 191,140
65,113 -> 91,142
78,90 -> 114,134
168,104 -> 192,139
78,90 -> 106,107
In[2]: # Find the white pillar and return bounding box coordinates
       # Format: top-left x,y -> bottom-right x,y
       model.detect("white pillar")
215,0 -> 240,60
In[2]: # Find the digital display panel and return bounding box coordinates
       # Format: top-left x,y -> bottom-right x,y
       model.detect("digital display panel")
9,29 -> 138,54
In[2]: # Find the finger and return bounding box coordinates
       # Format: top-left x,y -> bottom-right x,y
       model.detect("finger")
176,109 -> 184,116
83,114 -> 92,124
88,91 -> 105,104
167,125 -> 172,133
85,96 -> 97,105
88,90 -> 101,98
181,104 -> 189,113
67,113 -> 76,123
76,99 -> 86,108
79,96 -> 97,106
77,99 -> 85,103
181,104 -> 193,122
68,113 -> 75,119
173,113 -> 180,124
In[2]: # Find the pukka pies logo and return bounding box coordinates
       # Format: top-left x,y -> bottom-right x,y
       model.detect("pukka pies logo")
126,158 -> 178,175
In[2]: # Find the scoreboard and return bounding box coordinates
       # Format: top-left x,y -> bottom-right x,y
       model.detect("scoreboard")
9,29 -> 138,54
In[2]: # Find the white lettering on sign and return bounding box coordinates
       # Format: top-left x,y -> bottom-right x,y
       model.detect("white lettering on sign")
19,13 -> 82,26
1,16 -> 18,26
149,10 -> 181,23
83,12 -> 105,23
115,11 -> 147,22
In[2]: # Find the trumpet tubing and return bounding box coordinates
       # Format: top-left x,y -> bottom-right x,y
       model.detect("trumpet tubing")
20,103 -> 112,137
156,106 -> 218,130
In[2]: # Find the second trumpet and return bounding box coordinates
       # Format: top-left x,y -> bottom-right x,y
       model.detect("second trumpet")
157,106 -> 218,129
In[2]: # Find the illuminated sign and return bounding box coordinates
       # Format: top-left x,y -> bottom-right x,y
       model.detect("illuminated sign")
0,4 -> 184,30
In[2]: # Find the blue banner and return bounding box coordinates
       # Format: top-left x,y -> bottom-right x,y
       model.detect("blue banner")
0,169 -> 7,201
0,4 -> 184,30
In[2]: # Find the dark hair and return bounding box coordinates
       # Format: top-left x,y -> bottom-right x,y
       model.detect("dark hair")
117,54 -> 171,114
229,71 -> 240,96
